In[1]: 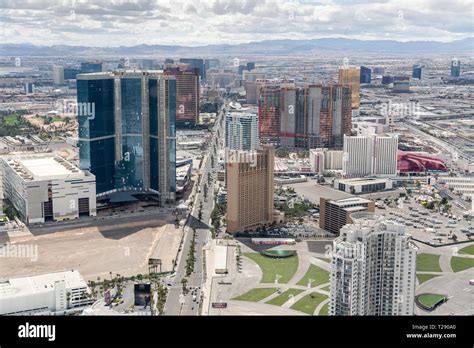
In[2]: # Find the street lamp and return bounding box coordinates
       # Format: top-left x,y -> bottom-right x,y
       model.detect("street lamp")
308,278 -> 314,289
275,274 -> 282,291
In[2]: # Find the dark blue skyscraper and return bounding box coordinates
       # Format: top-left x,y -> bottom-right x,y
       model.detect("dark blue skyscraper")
64,67 -> 81,80
451,58 -> 460,77
179,58 -> 205,80
381,75 -> 394,85
23,82 -> 35,94
77,71 -> 176,205
360,66 -> 372,83
412,64 -> 425,79
80,61 -> 105,74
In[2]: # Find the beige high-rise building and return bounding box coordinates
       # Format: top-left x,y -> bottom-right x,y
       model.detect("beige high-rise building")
338,67 -> 360,109
226,145 -> 274,234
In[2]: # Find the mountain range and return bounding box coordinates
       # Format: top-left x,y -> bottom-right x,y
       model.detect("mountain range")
1,37 -> 472,57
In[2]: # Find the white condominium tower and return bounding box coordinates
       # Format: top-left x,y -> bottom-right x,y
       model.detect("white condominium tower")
330,212 -> 417,316
225,111 -> 259,151
343,134 -> 398,177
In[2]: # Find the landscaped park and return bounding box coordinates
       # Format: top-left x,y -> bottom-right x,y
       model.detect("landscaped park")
232,251 -> 330,315
415,247 -> 474,314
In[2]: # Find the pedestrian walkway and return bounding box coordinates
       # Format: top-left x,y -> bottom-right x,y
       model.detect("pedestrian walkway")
439,253 -> 453,273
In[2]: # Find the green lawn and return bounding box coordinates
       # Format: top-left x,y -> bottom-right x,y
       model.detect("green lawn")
296,264 -> 330,288
417,273 -> 441,285
290,292 -> 328,315
459,244 -> 474,256
417,294 -> 446,309
4,114 -> 18,125
265,288 -> 304,306
450,256 -> 474,273
232,288 -> 277,302
416,253 -> 442,272
318,302 -> 329,316
243,253 -> 299,284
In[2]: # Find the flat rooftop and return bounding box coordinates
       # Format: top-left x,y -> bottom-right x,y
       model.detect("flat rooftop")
287,182 -> 352,203
4,155 -> 85,181
77,70 -> 166,80
330,197 -> 373,207
0,270 -> 87,298
337,178 -> 391,185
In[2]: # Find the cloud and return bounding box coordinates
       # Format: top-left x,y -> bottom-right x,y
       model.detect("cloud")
0,0 -> 471,46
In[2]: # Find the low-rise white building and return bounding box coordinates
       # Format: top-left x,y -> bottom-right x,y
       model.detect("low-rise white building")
0,270 -> 90,315
436,176 -> 474,196
334,177 -> 393,194
1,154 -> 96,224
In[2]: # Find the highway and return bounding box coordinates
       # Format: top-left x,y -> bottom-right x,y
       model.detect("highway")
164,99 -> 227,315
403,121 -> 472,164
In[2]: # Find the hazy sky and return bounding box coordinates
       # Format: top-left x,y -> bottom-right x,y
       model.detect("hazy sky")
1,0 -> 472,46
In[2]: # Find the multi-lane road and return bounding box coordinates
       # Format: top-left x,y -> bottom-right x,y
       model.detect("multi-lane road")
164,100 -> 227,315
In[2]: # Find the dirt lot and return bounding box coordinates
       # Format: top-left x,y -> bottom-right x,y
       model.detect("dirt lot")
0,221 -> 183,281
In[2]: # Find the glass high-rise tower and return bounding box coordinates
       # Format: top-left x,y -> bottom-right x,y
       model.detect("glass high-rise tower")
451,58 -> 461,77
360,66 -> 372,83
77,71 -> 176,205
338,67 -> 360,109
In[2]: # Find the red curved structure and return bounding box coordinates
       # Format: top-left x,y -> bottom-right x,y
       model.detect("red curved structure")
397,151 -> 448,172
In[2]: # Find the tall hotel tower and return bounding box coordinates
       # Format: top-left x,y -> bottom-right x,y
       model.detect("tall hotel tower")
226,145 -> 275,234
343,134 -> 398,177
164,64 -> 200,126
258,83 -> 351,149
338,67 -> 361,109
330,212 -> 417,316
77,71 -> 176,206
